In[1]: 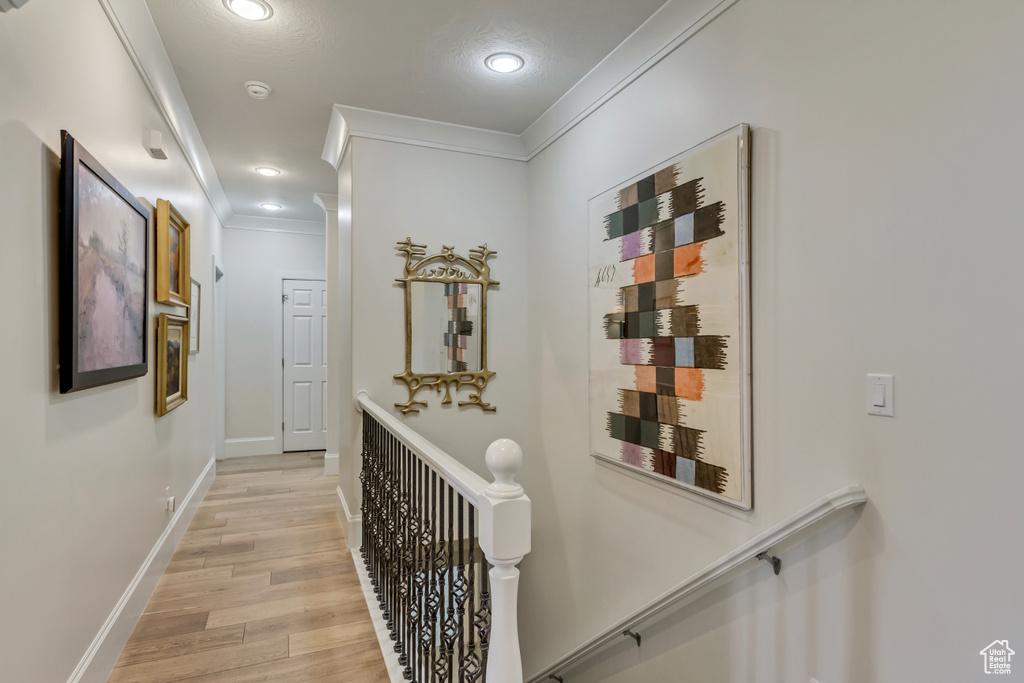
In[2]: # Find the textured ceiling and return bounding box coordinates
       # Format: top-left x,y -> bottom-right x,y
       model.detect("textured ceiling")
145,0 -> 668,222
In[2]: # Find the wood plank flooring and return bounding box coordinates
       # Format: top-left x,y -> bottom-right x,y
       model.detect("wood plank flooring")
109,452 -> 388,683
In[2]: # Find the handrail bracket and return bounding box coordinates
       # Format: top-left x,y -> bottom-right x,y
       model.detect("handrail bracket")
756,550 -> 782,576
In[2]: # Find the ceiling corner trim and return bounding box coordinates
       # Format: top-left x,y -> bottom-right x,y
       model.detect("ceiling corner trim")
314,193 -> 339,213
322,106 -> 351,170
97,0 -> 234,226
520,0 -> 742,159
323,105 -> 529,162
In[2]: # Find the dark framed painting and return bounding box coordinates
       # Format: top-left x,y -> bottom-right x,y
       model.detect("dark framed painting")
156,313 -> 189,416
156,198 -> 190,307
59,131 -> 150,393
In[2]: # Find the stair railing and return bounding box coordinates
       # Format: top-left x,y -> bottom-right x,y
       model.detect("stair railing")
356,390 -> 531,683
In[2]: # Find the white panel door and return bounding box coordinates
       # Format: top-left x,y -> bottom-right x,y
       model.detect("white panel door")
283,279 -> 327,451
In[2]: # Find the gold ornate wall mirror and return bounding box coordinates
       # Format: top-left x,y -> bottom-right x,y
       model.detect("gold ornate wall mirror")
395,238 -> 498,414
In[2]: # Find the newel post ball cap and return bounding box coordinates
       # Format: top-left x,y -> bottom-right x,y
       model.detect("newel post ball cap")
485,438 -> 523,498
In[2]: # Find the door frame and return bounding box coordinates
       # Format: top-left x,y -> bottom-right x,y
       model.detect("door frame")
274,270 -> 327,453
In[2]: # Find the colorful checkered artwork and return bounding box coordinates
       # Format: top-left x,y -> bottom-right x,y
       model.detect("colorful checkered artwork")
444,282 -> 474,372
589,125 -> 752,509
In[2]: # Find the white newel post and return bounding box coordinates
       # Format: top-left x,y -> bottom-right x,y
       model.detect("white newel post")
479,438 -> 531,683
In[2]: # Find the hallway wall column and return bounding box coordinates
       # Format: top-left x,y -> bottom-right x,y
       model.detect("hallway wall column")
317,192 -> 342,478
331,150 -> 360,543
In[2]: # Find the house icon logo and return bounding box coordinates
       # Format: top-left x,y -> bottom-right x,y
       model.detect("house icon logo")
980,640 -> 1014,674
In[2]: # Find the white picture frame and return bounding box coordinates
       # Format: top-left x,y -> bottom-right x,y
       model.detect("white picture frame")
189,278 -> 200,354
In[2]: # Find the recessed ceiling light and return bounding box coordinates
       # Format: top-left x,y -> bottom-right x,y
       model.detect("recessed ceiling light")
485,53 -> 524,74
255,167 -> 280,176
224,0 -> 273,21
261,203 -> 282,211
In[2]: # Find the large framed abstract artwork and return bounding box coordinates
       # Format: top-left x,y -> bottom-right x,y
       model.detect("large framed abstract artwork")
59,131 -> 150,394
588,125 -> 752,509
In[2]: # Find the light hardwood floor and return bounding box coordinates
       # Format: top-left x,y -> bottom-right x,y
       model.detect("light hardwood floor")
108,452 -> 388,683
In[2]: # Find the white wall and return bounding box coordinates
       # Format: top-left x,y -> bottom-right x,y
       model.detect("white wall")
345,137 -> 529,499
222,226 -> 325,456
0,1 -> 223,680
520,0 -> 1024,680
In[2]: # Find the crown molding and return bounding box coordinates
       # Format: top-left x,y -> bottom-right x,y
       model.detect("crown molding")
98,0 -> 233,224
322,0 -> 737,165
519,0 -> 740,157
322,104 -> 528,169
224,214 -> 326,235
103,0 -> 739,213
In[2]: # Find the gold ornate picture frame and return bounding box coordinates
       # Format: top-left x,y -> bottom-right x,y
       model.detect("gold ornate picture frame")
394,239 -> 498,414
156,199 -> 190,307
156,312 -> 189,416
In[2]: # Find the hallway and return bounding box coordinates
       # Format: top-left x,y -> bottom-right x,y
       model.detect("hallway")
107,453 -> 387,682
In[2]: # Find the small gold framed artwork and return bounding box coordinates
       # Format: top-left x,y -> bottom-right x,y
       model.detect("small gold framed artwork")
156,199 -> 191,307
157,313 -> 189,416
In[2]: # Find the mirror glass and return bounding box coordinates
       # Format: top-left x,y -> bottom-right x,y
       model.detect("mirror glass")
410,282 -> 482,374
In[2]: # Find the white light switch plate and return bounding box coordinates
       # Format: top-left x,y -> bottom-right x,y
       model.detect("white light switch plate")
866,373 -> 894,417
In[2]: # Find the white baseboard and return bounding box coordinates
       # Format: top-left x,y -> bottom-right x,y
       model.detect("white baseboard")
337,485 -> 362,549
324,452 -> 339,476
351,549 -> 405,683
224,436 -> 278,458
66,457 -> 216,683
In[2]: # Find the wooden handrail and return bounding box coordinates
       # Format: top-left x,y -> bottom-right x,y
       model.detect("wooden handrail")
528,485 -> 868,682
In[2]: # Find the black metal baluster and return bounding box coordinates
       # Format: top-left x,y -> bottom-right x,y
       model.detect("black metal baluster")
399,440 -> 411,671
421,463 -> 428,681
436,485 -> 452,683
411,456 -> 421,682
387,432 -> 395,643
376,418 -> 383,589
432,475 -> 448,680
359,412 -> 368,558
379,424 -> 389,613
463,505 -> 482,681
387,432 -> 397,633
372,418 -> 381,587
391,433 -> 399,630
395,435 -> 403,648
456,493 -> 466,682
419,461 -> 432,682
404,449 -> 417,681
427,470 -> 438,680
367,416 -> 377,586
475,557 -> 491,680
